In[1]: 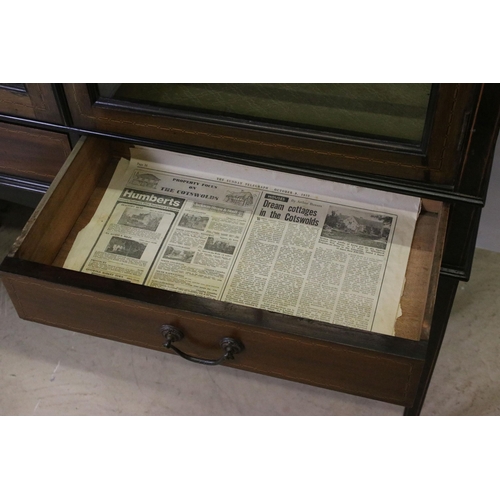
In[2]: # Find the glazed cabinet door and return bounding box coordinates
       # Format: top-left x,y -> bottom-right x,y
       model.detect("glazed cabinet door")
64,83 -> 483,188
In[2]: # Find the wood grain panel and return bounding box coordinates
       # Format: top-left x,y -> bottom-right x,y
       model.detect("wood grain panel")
0,87 -> 35,118
395,202 -> 448,340
0,84 -> 63,122
0,122 -> 71,181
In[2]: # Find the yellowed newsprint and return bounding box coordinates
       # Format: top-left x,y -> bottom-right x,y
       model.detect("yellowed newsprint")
64,145 -> 420,336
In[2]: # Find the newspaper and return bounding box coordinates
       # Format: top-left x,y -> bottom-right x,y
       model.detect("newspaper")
64,145 -> 421,336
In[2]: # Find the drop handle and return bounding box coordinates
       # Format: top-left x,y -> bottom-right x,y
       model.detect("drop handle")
160,325 -> 245,366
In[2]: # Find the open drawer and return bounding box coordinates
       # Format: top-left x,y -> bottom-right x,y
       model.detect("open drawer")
0,136 -> 449,407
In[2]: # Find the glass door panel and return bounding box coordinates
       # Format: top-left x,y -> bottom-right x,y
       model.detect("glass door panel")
97,83 -> 432,144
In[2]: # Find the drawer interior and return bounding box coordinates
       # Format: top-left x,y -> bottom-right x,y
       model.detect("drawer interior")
6,136 -> 448,343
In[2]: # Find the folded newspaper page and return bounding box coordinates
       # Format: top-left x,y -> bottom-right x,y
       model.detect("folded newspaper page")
64,146 -> 421,336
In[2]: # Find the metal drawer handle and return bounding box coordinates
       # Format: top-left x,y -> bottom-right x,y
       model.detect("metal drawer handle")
160,325 -> 245,366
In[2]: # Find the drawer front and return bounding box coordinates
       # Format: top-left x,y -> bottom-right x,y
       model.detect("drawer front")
0,123 -> 71,182
2,273 -> 424,406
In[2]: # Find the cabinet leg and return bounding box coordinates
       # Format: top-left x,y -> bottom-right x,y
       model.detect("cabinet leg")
403,405 -> 421,416
403,275 -> 459,416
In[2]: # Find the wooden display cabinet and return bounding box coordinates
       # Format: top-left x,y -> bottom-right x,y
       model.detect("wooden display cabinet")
1,83 -> 499,414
